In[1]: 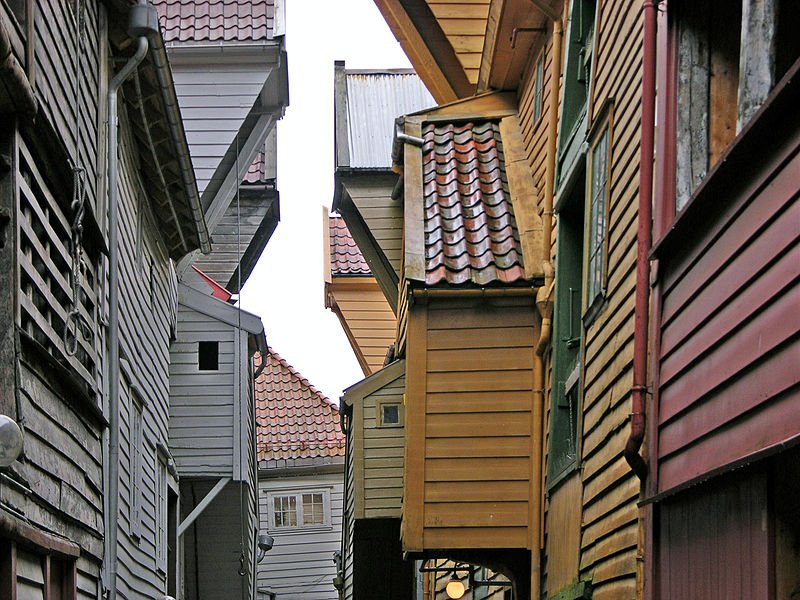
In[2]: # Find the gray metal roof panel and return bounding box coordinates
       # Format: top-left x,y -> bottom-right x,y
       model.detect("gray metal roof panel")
346,71 -> 434,169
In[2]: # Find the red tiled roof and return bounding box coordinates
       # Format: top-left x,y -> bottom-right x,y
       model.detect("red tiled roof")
153,0 -> 276,43
255,349 -> 345,463
422,121 -> 526,286
243,152 -> 268,184
330,216 -> 371,276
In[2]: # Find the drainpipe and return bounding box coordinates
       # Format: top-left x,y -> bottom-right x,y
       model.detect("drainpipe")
105,5 -> 158,598
624,0 -> 658,483
531,12 -> 563,600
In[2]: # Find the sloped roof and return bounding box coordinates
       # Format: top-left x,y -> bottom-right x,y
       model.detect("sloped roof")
329,216 -> 371,276
154,0 -> 276,43
255,349 -> 345,464
423,120 -> 526,286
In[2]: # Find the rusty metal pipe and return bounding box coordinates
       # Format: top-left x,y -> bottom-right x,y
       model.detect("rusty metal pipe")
625,0 -> 658,483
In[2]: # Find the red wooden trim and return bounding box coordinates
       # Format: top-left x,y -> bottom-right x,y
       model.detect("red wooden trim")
0,539 -> 15,600
0,511 -> 80,558
653,0 -> 677,239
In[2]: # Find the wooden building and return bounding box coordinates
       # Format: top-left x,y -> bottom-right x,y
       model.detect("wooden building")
255,349 -> 345,600
0,0 -> 209,598
325,215 -> 396,376
168,281 -> 267,599
153,0 -> 288,292
647,3 -> 800,598
370,1 -> 800,599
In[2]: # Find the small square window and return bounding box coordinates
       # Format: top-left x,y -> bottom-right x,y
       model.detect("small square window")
380,402 -> 402,427
198,341 -> 219,371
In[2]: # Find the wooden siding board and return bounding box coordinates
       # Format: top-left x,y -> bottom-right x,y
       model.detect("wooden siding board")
256,473 -> 343,600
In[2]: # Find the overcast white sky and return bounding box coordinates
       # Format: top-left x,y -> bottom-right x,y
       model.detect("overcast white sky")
239,0 -> 411,402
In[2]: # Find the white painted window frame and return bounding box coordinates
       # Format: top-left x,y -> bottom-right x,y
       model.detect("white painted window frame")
267,488 -> 332,531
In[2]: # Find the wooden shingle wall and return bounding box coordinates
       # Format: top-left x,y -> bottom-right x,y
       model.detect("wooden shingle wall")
403,296 -> 537,552
578,1 -> 643,597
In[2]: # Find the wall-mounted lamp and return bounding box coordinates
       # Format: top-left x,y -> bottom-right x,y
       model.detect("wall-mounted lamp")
0,415 -> 23,467
445,574 -> 466,599
257,533 -> 275,563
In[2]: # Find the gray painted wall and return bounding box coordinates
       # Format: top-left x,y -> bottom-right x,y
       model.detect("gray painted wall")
257,472 -> 344,600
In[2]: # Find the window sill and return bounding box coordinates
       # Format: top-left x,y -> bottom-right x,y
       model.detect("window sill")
582,293 -> 605,329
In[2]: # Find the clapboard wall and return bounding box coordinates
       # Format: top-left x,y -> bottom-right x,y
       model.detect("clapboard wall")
354,365 -> 405,519
256,472 -> 344,600
343,175 -> 403,278
579,1 -> 643,597
114,97 -> 181,600
168,302 -> 236,477
403,295 -> 538,552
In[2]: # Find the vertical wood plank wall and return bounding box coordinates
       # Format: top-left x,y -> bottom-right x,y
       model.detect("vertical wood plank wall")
257,473 -> 344,600
404,296 -> 537,551
579,1 -> 643,597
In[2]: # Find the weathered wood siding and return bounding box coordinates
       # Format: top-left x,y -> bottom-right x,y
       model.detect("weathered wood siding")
114,106 -> 181,600
169,302 -> 236,477
354,369 -> 405,519
403,296 -> 537,552
343,175 -> 403,277
32,0 -> 101,211
256,473 -> 344,600
576,1 -> 643,597
653,75 -> 800,494
329,277 -> 396,375
169,53 -> 274,196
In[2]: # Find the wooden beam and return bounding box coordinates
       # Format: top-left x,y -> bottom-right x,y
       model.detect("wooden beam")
737,0 -> 778,130
402,118 -> 426,283
178,477 -> 232,536
373,0 -> 473,103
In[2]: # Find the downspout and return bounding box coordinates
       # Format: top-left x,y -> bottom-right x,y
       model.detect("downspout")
105,5 -> 157,598
624,0 -> 658,483
531,13 -> 562,600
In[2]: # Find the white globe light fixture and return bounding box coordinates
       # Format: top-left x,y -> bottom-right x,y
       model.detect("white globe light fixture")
0,415 -> 23,467
445,576 -> 466,599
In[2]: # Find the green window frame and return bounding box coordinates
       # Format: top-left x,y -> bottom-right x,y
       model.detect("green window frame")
585,123 -> 610,310
532,50 -> 545,125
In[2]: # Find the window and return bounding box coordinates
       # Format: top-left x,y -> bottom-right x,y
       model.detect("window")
155,454 -> 168,572
585,122 -> 610,310
532,51 -> 545,125
268,490 -> 331,530
0,544 -> 77,600
378,401 -> 402,427
672,0 -> 799,211
198,341 -> 219,370
130,396 -> 144,539
548,164 -> 586,486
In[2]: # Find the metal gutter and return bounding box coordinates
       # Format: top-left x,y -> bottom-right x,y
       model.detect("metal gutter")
106,18 -> 151,600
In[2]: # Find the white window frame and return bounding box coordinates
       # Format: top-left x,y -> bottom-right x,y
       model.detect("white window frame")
130,395 -> 144,540
267,489 -> 332,531
155,453 -> 168,573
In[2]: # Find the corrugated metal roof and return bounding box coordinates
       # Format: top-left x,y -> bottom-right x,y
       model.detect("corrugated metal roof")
422,121 -> 526,286
153,0 -> 276,43
346,70 -> 434,168
329,216 -> 371,276
255,349 -> 345,463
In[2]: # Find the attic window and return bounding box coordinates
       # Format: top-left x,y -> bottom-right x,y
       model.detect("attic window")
198,341 -> 219,371
379,402 -> 402,427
